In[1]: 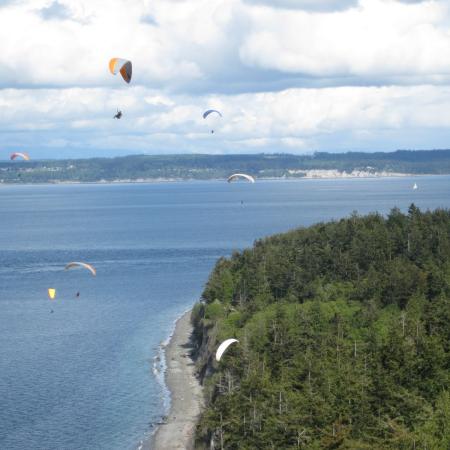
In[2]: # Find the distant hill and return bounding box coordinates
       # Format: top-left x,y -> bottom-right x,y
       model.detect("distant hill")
1,149 -> 450,183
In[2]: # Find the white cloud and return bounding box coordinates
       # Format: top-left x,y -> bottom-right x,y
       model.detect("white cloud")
240,0 -> 450,80
1,0 -> 450,157
243,0 -> 430,9
3,84 -> 450,157
0,0 -> 449,91
242,0 -> 358,12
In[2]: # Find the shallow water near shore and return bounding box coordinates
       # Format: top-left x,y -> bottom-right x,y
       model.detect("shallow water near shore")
0,177 -> 449,450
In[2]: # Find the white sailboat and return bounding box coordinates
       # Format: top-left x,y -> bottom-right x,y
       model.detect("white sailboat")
413,183 -> 418,190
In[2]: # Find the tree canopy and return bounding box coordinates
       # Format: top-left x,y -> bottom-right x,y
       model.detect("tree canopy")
192,206 -> 450,449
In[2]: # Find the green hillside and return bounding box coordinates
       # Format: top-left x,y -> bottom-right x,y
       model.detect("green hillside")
192,206 -> 450,449
2,150 -> 450,183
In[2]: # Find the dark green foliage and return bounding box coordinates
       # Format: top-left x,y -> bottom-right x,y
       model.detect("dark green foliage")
192,207 -> 450,449
1,149 -> 450,183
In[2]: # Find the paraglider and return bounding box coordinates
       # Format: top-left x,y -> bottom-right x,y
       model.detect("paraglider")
227,173 -> 255,183
10,152 -> 30,161
65,262 -> 96,276
109,58 -> 132,84
203,109 -> 222,134
203,110 -> 222,119
47,288 -> 56,300
216,338 -> 239,362
113,109 -> 122,119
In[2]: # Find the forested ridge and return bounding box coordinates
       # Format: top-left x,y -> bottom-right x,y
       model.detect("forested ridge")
191,206 -> 450,449
2,150 -> 450,183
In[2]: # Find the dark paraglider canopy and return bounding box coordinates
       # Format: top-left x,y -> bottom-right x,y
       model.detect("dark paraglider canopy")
203,109 -> 222,119
203,109 -> 222,134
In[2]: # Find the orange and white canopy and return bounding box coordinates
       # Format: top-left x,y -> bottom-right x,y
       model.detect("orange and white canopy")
10,152 -> 30,161
109,58 -> 132,84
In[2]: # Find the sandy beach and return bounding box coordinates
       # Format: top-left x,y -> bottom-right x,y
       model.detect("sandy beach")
150,310 -> 204,450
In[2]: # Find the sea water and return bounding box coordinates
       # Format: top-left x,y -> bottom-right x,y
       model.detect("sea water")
0,176 -> 449,450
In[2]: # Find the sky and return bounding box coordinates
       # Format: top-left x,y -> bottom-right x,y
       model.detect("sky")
1,0 -> 450,158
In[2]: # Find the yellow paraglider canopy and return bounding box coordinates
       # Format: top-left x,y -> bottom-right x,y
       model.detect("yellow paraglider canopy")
48,288 -> 56,300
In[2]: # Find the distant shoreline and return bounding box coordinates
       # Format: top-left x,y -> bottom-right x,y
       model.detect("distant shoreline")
0,172 -> 438,187
2,150 -> 450,184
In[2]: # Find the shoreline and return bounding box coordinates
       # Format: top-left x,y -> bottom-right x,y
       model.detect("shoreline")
0,173 -> 439,187
147,310 -> 204,450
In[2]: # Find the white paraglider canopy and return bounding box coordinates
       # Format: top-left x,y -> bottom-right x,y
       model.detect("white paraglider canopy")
227,173 -> 255,183
216,338 -> 239,362
65,261 -> 96,276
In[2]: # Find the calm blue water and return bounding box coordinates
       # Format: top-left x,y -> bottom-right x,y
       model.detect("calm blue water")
0,177 -> 449,450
